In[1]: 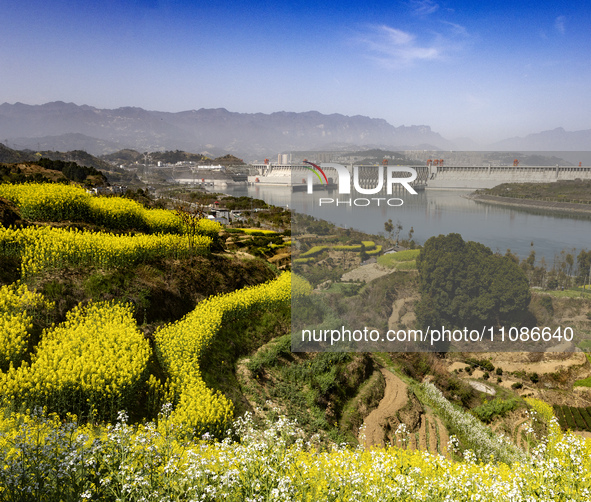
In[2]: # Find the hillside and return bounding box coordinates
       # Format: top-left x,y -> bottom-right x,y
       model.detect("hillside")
1,182 -> 591,499
34,148 -> 114,172
0,142 -> 113,172
0,159 -> 106,186
0,143 -> 32,163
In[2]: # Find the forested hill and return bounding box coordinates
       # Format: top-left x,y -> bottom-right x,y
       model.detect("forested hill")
0,142 -> 112,173
0,155 -> 106,186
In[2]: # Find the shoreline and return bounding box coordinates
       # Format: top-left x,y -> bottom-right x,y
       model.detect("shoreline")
465,193 -> 591,215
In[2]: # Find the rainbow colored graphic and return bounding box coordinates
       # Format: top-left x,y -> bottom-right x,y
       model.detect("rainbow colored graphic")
303,160 -> 328,184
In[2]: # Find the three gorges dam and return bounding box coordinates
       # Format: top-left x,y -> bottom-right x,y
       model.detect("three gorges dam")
248,162 -> 591,190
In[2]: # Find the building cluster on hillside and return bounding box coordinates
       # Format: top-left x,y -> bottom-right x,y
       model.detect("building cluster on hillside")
154,161 -> 225,170
89,185 -> 127,195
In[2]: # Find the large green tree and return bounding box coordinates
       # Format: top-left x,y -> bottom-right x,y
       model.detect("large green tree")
415,233 -> 531,331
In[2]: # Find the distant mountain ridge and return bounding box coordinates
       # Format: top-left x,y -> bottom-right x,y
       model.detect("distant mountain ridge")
1,102 -> 589,159
0,101 -> 452,159
490,127 -> 591,151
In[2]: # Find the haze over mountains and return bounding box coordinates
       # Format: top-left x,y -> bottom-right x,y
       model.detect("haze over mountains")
0,101 -> 589,161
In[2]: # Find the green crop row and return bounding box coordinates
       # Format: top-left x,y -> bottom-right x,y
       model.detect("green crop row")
300,241 -> 378,258
366,245 -> 383,256
553,405 -> 591,431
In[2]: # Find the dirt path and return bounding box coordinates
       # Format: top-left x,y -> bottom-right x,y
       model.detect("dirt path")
574,430 -> 591,439
363,369 -> 409,448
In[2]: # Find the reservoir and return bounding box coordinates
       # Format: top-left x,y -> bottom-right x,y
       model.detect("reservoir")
215,185 -> 591,263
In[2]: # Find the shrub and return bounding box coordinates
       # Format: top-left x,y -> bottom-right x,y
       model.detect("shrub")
472,398 -> 520,423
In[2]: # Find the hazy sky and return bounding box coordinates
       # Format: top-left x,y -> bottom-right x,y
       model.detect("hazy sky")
1,0 -> 590,143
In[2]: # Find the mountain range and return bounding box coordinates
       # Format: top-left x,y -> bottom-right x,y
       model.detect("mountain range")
0,101 -> 589,160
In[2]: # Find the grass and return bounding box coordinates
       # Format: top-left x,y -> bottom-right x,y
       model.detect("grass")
574,354 -> 591,387
537,288 -> 591,298
245,334 -> 292,377
396,260 -> 417,270
377,249 -> 420,269
199,303 -> 291,417
239,341 -> 378,444
293,257 -> 314,264
324,282 -> 364,296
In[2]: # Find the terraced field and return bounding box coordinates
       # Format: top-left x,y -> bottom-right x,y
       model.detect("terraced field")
553,404 -> 591,432
362,369 -> 449,457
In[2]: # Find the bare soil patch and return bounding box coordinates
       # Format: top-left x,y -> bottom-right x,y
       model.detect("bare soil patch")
459,351 -> 588,375
361,368 -> 450,456
341,263 -> 395,283
388,294 -> 419,329
362,369 -> 409,448
467,380 -> 496,395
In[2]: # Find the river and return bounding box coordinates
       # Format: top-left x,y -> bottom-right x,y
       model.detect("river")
213,184 -> 591,263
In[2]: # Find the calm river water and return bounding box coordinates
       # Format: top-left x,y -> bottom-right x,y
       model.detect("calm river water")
215,185 -> 591,263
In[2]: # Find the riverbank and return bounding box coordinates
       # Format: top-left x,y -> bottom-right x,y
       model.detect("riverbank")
466,193 -> 591,215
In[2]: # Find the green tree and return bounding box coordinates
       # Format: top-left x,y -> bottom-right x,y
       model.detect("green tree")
384,218 -> 403,243
359,242 -> 369,262
577,249 -> 591,285
415,233 -> 531,334
384,219 -> 393,239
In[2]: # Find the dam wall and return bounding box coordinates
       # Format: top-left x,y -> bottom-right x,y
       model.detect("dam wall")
247,164 -> 591,190
248,164 -> 428,190
427,165 -> 591,189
